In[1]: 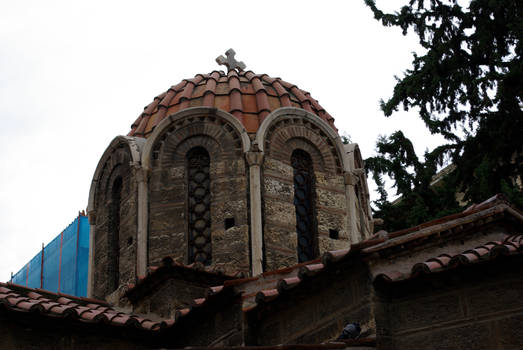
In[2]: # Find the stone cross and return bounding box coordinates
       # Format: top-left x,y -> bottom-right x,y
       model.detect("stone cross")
216,49 -> 246,72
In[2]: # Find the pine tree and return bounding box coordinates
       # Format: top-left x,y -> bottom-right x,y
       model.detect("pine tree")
364,0 -> 523,231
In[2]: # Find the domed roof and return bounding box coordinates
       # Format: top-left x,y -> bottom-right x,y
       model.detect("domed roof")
128,70 -> 336,137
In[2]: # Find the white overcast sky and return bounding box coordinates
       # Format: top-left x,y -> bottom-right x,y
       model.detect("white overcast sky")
0,0 -> 446,282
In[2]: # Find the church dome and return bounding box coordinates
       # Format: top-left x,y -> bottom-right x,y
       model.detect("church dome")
128,70 -> 336,137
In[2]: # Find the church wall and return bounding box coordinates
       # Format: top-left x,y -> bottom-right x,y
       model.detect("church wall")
131,279 -> 208,319
261,118 -> 349,270
246,260 -> 374,345
147,115 -> 250,276
374,256 -> 523,350
163,290 -> 244,348
92,145 -> 138,299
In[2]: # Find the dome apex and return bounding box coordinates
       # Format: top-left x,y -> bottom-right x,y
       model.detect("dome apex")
129,70 -> 336,137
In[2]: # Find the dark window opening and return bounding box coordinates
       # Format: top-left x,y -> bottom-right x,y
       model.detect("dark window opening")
329,229 -> 339,240
187,147 -> 212,266
127,236 -> 133,246
225,217 -> 235,230
108,176 -> 122,292
291,149 -> 318,263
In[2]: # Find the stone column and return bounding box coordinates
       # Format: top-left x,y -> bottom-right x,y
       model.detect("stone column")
135,166 -> 149,278
87,213 -> 96,298
344,171 -> 360,244
245,146 -> 264,276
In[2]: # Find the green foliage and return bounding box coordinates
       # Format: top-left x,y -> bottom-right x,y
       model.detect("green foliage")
364,0 -> 523,231
366,131 -> 461,231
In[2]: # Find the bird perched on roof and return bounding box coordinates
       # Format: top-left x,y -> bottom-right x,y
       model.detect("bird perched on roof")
337,323 -> 361,340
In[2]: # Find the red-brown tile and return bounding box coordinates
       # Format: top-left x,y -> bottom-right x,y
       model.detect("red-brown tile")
241,94 -> 257,113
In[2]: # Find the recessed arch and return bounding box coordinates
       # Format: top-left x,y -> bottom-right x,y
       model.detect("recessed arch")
255,107 -> 350,173
142,107 -> 251,171
88,136 -> 145,223
87,136 -> 145,299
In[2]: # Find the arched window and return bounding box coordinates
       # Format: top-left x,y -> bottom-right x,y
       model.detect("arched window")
108,176 -> 122,292
291,149 -> 317,262
187,147 -> 212,265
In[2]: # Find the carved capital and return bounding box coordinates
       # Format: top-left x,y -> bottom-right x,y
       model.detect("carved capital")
343,172 -> 359,186
246,151 -> 264,166
353,168 -> 365,176
132,164 -> 149,183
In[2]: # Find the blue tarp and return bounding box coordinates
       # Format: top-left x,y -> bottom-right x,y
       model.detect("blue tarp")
11,264 -> 27,286
10,214 -> 90,297
42,233 -> 61,292
27,251 -> 42,289
76,216 -> 90,296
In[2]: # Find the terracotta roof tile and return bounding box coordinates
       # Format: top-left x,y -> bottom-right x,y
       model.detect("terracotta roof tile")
128,70 -> 336,137
255,289 -> 279,303
0,282 -> 171,332
299,263 -> 325,278
277,276 -> 301,291
0,283 -> 232,331
375,234 -> 523,283
362,195 -> 523,254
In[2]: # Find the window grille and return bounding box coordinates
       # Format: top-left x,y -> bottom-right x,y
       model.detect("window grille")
187,147 -> 212,265
291,149 -> 317,262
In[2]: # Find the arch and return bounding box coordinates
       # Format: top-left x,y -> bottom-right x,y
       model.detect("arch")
255,107 -> 350,173
258,107 -> 353,270
158,132 -> 222,169
291,149 -> 318,262
87,136 -> 145,223
344,143 -> 362,172
142,107 -> 251,170
87,136 -> 144,298
186,146 -> 212,265
145,107 -> 251,271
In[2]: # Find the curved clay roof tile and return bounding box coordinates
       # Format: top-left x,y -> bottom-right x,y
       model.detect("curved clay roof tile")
128,70 -> 336,137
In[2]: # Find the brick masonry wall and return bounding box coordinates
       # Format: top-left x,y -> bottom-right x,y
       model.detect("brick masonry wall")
92,145 -> 138,300
374,257 -> 523,350
148,117 -> 250,276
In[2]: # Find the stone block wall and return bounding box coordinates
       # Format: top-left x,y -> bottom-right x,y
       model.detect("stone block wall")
246,260 -> 374,345
131,279 -> 208,319
148,116 -> 250,276
165,291 -> 244,348
374,257 -> 523,350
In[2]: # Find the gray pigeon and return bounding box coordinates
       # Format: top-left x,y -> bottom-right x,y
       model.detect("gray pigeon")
337,323 -> 361,340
